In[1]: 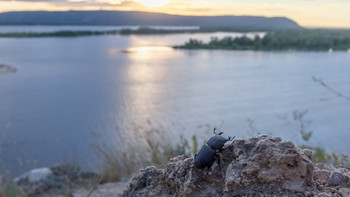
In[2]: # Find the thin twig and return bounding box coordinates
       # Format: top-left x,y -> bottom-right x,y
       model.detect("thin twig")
87,175 -> 103,197
312,76 -> 350,101
128,177 -> 141,197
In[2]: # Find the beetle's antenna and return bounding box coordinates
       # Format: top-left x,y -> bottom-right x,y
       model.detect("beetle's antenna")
213,128 -> 217,135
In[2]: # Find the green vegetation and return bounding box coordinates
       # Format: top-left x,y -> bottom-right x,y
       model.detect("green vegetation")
175,29 -> 350,51
199,26 -> 285,33
293,110 -> 349,167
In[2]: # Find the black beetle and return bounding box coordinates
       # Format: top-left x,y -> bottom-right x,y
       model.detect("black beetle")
193,129 -> 234,171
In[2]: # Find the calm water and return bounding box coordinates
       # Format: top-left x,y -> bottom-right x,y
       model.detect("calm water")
0,28 -> 349,176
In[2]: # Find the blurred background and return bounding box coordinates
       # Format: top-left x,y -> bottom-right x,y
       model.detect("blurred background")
0,0 -> 349,184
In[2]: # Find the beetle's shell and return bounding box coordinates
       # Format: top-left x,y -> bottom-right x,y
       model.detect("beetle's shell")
194,145 -> 216,169
207,135 -> 229,150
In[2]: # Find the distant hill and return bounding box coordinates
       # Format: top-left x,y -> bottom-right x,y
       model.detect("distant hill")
0,11 -> 301,29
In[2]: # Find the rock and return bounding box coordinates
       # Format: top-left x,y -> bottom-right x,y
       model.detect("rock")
317,192 -> 332,197
303,149 -> 313,160
123,135 -> 315,196
328,172 -> 350,187
224,136 -> 314,193
314,168 -> 331,185
14,167 -> 52,183
339,187 -> 350,196
124,166 -> 163,197
28,168 -> 52,182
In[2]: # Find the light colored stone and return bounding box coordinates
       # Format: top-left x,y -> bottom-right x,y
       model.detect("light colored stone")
318,192 -> 332,197
14,167 -> 52,183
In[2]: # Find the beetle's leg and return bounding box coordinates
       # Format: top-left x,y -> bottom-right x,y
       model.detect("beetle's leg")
194,154 -> 197,159
205,159 -> 215,174
227,136 -> 235,141
206,166 -> 210,174
216,154 -> 222,171
206,164 -> 212,174
222,136 -> 236,150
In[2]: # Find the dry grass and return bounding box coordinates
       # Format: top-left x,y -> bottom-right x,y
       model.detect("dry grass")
0,179 -> 26,197
89,120 -> 192,182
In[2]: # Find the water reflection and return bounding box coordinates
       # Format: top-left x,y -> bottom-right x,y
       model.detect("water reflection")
123,46 -> 173,60
122,46 -> 174,126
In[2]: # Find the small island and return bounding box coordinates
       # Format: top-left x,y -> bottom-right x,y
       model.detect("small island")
174,29 -> 350,51
0,64 -> 17,74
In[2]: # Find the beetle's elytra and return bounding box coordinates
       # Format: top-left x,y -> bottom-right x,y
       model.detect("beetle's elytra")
194,145 -> 216,169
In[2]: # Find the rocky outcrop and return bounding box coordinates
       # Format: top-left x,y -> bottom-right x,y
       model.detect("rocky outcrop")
123,135 -> 350,197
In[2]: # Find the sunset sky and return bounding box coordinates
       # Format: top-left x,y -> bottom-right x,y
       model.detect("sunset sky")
0,0 -> 349,28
